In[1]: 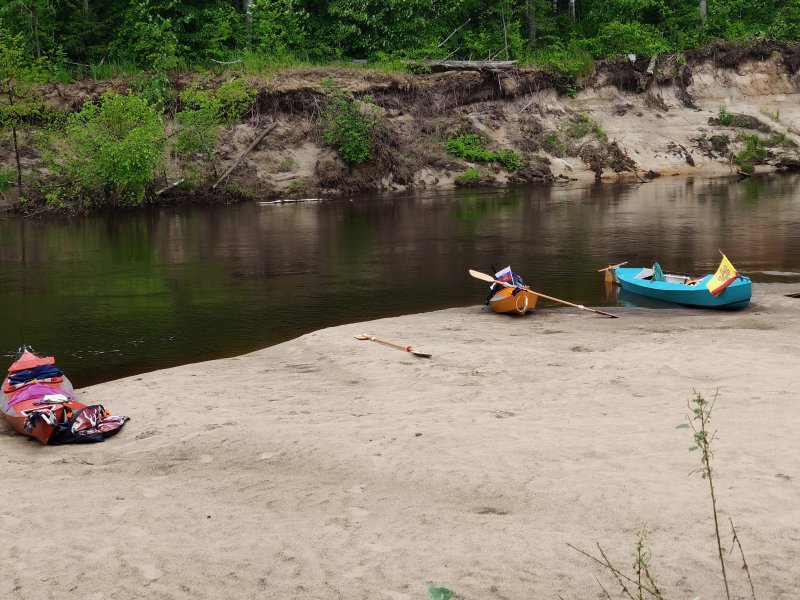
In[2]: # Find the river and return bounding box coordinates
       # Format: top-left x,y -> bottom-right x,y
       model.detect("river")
1,174 -> 799,386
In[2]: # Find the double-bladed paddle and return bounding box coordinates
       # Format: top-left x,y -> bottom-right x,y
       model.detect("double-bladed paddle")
468,269 -> 618,319
354,334 -> 432,358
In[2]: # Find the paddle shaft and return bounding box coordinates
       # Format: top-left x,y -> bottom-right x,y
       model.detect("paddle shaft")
468,270 -> 618,318
597,261 -> 628,272
354,334 -> 432,357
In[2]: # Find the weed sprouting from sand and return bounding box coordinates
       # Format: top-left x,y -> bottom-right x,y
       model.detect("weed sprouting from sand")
567,532 -> 664,600
677,390 -> 731,600
569,389 -> 759,600
428,586 -> 454,600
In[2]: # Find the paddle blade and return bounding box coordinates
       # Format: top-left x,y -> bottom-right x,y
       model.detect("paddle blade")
469,269 -> 496,283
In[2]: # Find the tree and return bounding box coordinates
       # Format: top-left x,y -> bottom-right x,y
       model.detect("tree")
0,28 -> 46,190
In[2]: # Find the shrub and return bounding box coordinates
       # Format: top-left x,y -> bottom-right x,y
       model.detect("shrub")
58,92 -> 166,206
454,168 -> 481,186
321,79 -> 377,165
718,105 -> 733,126
445,134 -> 497,162
445,134 -> 523,172
735,134 -> 766,175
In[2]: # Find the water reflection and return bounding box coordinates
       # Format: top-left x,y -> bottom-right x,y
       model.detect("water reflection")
1,174 -> 799,385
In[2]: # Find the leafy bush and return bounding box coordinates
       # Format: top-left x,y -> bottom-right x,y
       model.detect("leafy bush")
735,134 -> 766,175
528,39 -> 595,80
585,20 -> 670,57
251,0 -> 309,58
174,78 -> 257,178
445,134 -> 523,172
496,149 -> 523,171
0,167 -> 15,192
718,105 -> 733,126
58,92 -> 166,206
445,134 -> 497,162
181,78 -> 257,124
321,78 -> 377,164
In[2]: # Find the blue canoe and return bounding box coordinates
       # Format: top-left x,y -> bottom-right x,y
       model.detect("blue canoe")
614,266 -> 752,309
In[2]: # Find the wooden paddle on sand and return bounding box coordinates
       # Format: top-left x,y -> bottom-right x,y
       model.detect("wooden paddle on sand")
468,269 -> 618,319
354,334 -> 432,358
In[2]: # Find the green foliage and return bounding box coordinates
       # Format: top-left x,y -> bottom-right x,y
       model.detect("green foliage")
181,78 -> 257,124
173,77 -> 257,178
2,0 -> 800,79
735,134 -> 767,175
445,134 -> 523,172
542,132 -> 566,157
566,113 -> 607,142
454,168 -> 481,185
134,72 -> 172,111
445,134 -> 496,162
768,131 -> 798,149
321,78 -> 377,164
111,0 -> 181,70
529,39 -> 595,79
586,20 -> 670,57
251,0 -> 309,58
0,167 -> 15,192
58,92 -> 166,206
718,105 -> 734,126
0,28 -> 48,187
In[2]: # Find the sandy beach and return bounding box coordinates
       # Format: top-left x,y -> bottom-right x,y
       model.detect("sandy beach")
2,284 -> 799,599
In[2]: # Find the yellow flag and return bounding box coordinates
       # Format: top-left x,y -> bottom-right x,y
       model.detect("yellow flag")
706,254 -> 738,296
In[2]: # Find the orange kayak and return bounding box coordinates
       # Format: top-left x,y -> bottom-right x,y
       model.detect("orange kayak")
1,347 -> 128,444
488,286 -> 538,315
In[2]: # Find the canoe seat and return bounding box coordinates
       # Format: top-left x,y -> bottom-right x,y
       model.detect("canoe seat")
652,262 -> 666,282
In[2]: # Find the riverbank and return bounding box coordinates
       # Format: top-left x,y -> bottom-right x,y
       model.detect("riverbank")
2,283 -> 798,599
3,40 -> 800,213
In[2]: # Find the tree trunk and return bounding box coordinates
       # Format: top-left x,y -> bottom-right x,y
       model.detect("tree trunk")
700,0 -> 707,25
527,0 -> 537,48
83,0 -> 88,16
6,87 -> 22,189
569,0 -> 576,21
552,0 -> 557,15
11,125 -> 22,190
31,10 -> 41,58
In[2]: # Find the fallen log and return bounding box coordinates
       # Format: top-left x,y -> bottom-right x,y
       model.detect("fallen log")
155,178 -> 185,196
420,59 -> 518,71
212,123 -> 277,189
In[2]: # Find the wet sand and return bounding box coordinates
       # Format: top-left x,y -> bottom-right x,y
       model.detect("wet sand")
1,284 -> 799,599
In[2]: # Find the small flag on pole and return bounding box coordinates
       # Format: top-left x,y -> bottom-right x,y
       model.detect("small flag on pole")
495,266 -> 514,284
706,253 -> 739,296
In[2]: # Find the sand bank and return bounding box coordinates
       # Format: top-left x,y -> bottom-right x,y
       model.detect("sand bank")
2,284 -> 799,599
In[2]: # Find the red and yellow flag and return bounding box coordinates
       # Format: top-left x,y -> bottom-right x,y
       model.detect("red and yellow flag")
706,253 -> 739,296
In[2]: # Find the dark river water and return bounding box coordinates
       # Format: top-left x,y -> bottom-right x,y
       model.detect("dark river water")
2,174 -> 799,386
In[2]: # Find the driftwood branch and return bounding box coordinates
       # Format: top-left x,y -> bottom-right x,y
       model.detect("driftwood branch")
212,123 -> 277,189
155,178 -> 185,196
210,59 -> 243,65
421,59 -> 517,72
